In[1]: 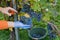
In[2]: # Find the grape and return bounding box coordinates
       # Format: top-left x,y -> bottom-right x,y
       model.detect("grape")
37,13 -> 42,22
21,8 -> 25,12
49,32 -> 56,40
28,9 -> 42,21
28,9 -> 37,18
32,34 -> 41,38
20,16 -> 26,23
25,18 -> 32,25
47,24 -> 52,31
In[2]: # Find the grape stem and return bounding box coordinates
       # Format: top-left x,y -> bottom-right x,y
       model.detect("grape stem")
48,22 -> 60,35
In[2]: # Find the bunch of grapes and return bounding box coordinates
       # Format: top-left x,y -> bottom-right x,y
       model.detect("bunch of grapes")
20,16 -> 32,25
28,9 -> 42,22
47,23 -> 56,40
21,4 -> 30,13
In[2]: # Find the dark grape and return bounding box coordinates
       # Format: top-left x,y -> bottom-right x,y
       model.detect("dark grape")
28,9 -> 42,22
47,24 -> 52,31
37,13 -> 42,22
32,34 -> 41,38
49,32 -> 56,40
28,10 -> 38,18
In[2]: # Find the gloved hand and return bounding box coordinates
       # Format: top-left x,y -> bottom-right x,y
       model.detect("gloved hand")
14,21 -> 31,29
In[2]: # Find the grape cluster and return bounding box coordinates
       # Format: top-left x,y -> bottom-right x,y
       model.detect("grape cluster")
20,16 -> 32,25
21,4 -> 30,13
28,10 -> 37,18
21,3 -> 42,22
47,23 -> 56,40
28,9 -> 42,22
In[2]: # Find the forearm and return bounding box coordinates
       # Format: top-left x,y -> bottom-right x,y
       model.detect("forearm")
0,7 -> 2,12
0,20 -> 30,30
0,20 -> 14,30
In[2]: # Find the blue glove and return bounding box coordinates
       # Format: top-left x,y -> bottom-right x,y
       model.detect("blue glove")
14,21 -> 31,29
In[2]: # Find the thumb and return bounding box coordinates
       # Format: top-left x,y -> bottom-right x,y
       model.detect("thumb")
6,13 -> 11,16
19,25 -> 31,29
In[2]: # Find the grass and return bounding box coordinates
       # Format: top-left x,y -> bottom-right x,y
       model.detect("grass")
0,0 -> 60,40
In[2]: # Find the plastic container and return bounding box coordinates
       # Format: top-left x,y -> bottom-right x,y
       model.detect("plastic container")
28,28 -> 47,40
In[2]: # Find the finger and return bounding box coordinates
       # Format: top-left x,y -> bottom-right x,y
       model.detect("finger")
21,25 -> 31,29
6,13 -> 11,16
8,7 -> 18,13
23,25 -> 30,27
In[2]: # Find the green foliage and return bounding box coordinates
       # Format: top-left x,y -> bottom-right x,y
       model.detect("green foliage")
0,12 -> 5,20
0,0 -> 60,40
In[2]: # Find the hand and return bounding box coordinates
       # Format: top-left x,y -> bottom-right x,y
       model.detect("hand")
14,21 -> 31,29
0,7 -> 17,16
